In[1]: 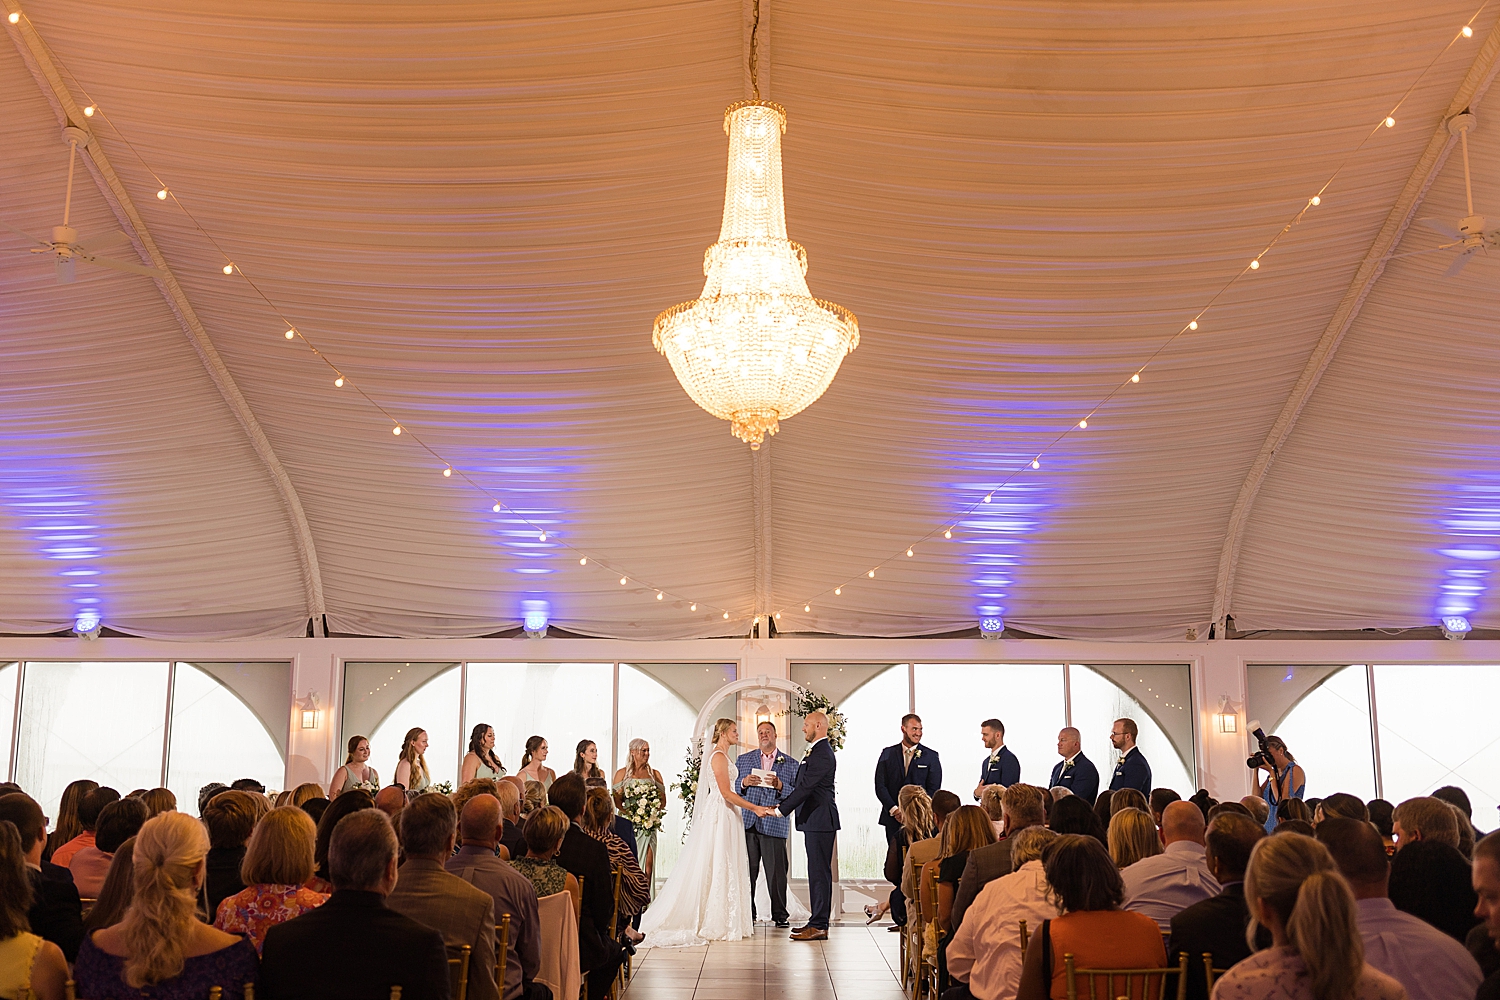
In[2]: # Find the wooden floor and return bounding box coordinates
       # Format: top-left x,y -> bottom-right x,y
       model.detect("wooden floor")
623,922 -> 906,1000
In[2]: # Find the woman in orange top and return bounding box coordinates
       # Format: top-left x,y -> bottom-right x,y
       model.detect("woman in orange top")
1015,834 -> 1166,1000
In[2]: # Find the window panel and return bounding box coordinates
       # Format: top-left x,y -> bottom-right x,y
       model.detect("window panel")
1247,664 -> 1375,801
166,663 -> 287,813
344,662 -> 461,788
15,661 -> 170,817
465,663 -> 613,785
1070,664 -> 1195,798
914,663 -> 1066,799
1372,664 -> 1500,823
0,663 -> 16,781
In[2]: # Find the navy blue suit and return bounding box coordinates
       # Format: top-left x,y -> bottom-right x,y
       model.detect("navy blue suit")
1109,746 -> 1152,795
777,738 -> 839,929
977,746 -> 1021,791
875,742 -> 941,843
1048,753 -> 1100,805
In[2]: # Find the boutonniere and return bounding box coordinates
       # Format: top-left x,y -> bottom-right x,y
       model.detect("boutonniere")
1062,760 -> 1074,771
775,754 -> 786,765
912,748 -> 922,759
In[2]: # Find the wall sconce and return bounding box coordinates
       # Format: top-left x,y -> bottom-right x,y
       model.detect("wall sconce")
1214,697 -> 1238,734
298,692 -> 321,730
755,702 -> 771,726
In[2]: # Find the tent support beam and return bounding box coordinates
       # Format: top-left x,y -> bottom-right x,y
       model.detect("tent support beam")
3,6 -> 328,630
751,439 -> 774,628
1210,22 -> 1500,634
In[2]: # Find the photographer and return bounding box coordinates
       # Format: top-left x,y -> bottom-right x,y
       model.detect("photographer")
1250,733 -> 1305,833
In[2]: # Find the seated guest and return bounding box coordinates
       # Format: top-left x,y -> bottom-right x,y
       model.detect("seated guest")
943,826 -> 1059,1000
518,781 -> 545,823
1392,796 -> 1459,851
83,837 -> 137,932
1123,801 -> 1217,933
1473,832 -> 1500,1000
214,806 -> 328,954
1367,799 -> 1396,854
374,785 -> 407,824
979,785 -> 1006,840
1275,797 -> 1312,827
1150,787 -> 1181,829
953,783 -> 1047,930
299,797 -> 329,827
44,780 -> 98,862
936,806 -> 996,933
902,790 -> 961,909
310,788 -> 375,892
447,795 -> 543,1000
261,810 -> 447,1000
72,798 -> 148,897
580,788 -> 648,936
1388,839 -> 1479,942
0,794 -> 83,961
1015,834 -> 1166,999
0,820 -> 70,1000
1316,816 -> 1480,1000
1313,792 -> 1369,827
510,806 -> 580,904
1187,789 -> 1216,821
1049,794 -> 1107,848
1108,807 -> 1162,870
1092,789 -> 1114,829
1169,813 -> 1267,1000
138,788 -> 176,818
546,774 -> 624,1000
288,784 -> 323,809
1275,819 -> 1316,837
1109,787 -> 1148,816
51,787 -> 118,869
1432,785 -> 1484,839
495,780 -> 526,861
1207,801 -> 1253,822
1240,794 -> 1271,829
1209,832 -> 1403,1000
74,813 -> 258,1000
387,794 -> 498,1000
230,779 -> 267,795
197,783 -> 228,815
886,785 -> 934,929
202,791 -> 268,916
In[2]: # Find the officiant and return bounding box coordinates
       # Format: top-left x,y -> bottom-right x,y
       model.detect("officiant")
738,720 -> 800,927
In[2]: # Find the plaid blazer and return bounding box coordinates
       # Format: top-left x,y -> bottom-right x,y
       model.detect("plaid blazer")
736,747 -> 799,838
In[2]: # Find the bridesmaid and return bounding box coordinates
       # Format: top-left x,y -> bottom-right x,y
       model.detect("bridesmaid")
461,724 -> 506,783
612,738 -> 666,896
393,728 -> 431,794
515,736 -> 556,790
572,740 -> 605,781
329,736 -> 379,798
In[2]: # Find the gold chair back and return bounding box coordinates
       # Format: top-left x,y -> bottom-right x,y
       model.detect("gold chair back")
448,943 -> 473,1000
1201,954 -> 1228,992
1062,951 -> 1189,1000
496,912 -> 511,1000
390,987 -> 403,1000
1019,918 -> 1029,952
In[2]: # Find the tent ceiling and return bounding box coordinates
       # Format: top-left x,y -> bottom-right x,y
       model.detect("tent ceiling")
3,0 -> 1499,641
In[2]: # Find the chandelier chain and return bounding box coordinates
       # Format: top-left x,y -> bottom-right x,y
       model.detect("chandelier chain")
749,0 -> 761,101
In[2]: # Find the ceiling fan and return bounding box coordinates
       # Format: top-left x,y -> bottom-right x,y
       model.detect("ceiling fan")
1400,111 -> 1499,277
0,126 -> 165,284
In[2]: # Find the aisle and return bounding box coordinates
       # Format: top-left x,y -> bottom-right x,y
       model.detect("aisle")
622,923 -> 906,1000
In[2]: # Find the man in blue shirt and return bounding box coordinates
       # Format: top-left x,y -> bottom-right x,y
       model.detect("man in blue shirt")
1109,717 -> 1152,795
972,718 -> 1020,801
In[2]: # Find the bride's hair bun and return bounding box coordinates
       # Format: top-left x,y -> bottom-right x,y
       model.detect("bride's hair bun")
711,718 -> 735,744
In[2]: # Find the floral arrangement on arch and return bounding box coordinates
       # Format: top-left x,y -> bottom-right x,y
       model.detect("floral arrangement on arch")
790,685 -> 847,751
673,743 -> 702,836
619,781 -> 665,835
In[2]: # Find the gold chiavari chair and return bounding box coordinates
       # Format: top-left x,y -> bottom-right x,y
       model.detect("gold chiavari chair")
609,868 -> 625,1000
903,854 -> 924,996
389,987 -> 403,1000
918,860 -> 944,1000
1062,951 -> 1189,1000
1019,918 -> 1029,953
447,943 -> 472,1000
578,875 -> 588,1000
1202,954 -> 1228,994
494,912 -> 512,999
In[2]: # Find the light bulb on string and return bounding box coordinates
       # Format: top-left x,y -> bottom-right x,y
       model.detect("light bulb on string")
579,557 -> 587,565
392,426 -> 402,436
1310,195 -> 1321,206
1249,259 -> 1259,270
1189,320 -> 1198,330
1031,458 -> 1040,469
619,577 -> 628,586
223,264 -> 234,275
157,188 -> 168,200
983,493 -> 992,504
906,548 -> 914,557
82,105 -> 94,117
774,612 -> 781,620
1384,116 -> 1396,128
834,587 -> 842,596
1078,419 -> 1088,429
723,611 -> 730,619
7,12 -> 19,23
1463,25 -> 1474,36
284,330 -> 295,340
442,467 -> 452,478
656,592 -> 664,600
492,503 -> 501,512
944,529 -> 952,539
538,531 -> 547,541
690,603 -> 697,611
1131,373 -> 1140,383
804,604 -> 811,612
868,569 -> 876,578
334,376 -> 344,387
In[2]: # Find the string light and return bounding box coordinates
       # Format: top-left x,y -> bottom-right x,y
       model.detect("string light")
442,467 -> 452,478
156,188 -> 168,200
723,611 -> 730,619
906,548 -> 914,557
222,264 -> 234,274
538,531 -> 547,541
284,329 -> 295,340
944,529 -> 952,539
1310,195 -> 1321,206
867,569 -> 876,578
333,375 -> 344,387
1188,320 -> 1198,330
7,12 -> 18,24
392,426 -> 401,436
493,503 -> 501,512
1078,419 -> 1088,429
579,556 -> 587,565
619,577 -> 628,585
1463,25 -> 1474,36
82,105 -> 94,117
834,587 -> 842,596
983,493 -> 992,503
804,604 -> 811,612
690,603 -> 697,611
1031,458 -> 1040,469
1131,373 -> 1140,383
1384,116 -> 1396,128
656,592 -> 664,600
1249,259 -> 1260,269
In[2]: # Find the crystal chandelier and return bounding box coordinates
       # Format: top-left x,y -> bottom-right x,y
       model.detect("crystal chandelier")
653,99 -> 859,449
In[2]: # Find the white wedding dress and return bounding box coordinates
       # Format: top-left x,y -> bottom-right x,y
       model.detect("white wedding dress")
638,747 -> 754,947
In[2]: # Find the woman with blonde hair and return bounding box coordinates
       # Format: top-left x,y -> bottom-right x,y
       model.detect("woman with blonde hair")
1108,807 -> 1163,869
612,737 -> 667,894
1212,833 -> 1402,1000
137,788 -> 176,818
74,812 -> 258,998
980,785 -> 1006,839
870,785 -> 935,926
0,820 -> 69,1000
214,807 -> 328,953
393,728 -> 431,794
288,783 -> 323,808
936,805 -> 997,932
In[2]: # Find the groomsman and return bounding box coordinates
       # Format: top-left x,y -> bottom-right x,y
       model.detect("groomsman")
876,714 -> 942,845
1109,717 -> 1153,794
1048,726 -> 1099,805
737,720 -> 800,928
972,718 -> 1020,800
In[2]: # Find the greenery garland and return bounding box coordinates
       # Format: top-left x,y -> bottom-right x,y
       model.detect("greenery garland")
673,743 -> 702,835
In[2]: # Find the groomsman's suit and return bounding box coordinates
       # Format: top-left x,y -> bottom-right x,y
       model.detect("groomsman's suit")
1109,745 -> 1153,795
736,744 -> 800,925
1048,751 -> 1100,805
775,736 -> 839,932
875,741 -> 942,844
977,744 -> 1021,792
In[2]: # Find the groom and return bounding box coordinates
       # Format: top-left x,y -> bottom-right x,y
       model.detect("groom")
773,710 -> 839,941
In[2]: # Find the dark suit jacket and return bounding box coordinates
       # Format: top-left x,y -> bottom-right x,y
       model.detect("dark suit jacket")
28,865 -> 84,962
611,816 -> 638,860
1168,882 -> 1268,1000
1048,753 -> 1100,805
778,738 -> 839,832
978,746 -> 1021,789
1109,746 -> 1152,794
951,836 -> 1016,931
499,819 -> 526,862
387,858 -> 498,1000
261,889 -> 450,1000
874,742 -> 941,830
205,845 -> 247,918
554,824 -> 622,974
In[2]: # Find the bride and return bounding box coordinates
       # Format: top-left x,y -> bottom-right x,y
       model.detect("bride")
639,718 -> 774,947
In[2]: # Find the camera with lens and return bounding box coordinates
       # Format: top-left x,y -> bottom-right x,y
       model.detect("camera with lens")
1246,727 -> 1274,769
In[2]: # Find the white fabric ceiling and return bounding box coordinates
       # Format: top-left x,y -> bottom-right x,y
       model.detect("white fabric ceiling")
3,0 -> 1500,641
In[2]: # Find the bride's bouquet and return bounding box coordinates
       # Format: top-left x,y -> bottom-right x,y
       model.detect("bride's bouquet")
619,781 -> 665,835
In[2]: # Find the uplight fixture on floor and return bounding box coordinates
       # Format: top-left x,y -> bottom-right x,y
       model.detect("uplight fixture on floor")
651,0 -> 858,449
